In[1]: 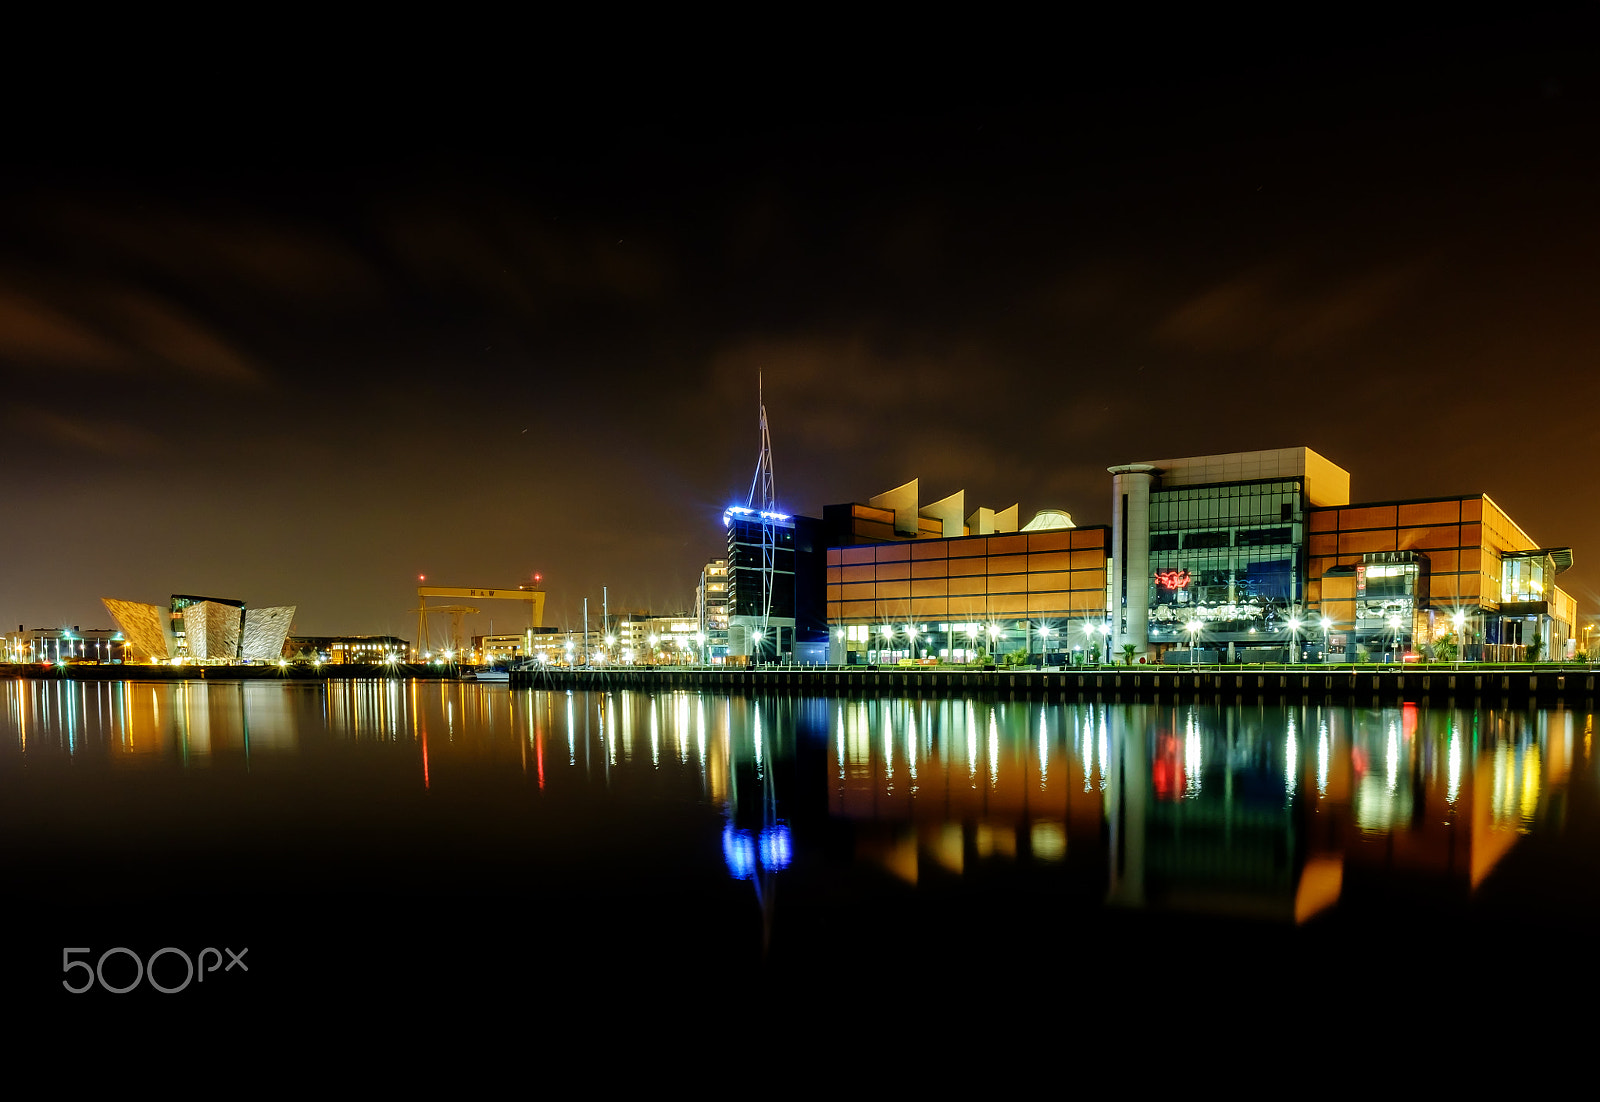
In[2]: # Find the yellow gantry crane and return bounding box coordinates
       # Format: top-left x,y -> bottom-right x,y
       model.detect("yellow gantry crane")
411,585 -> 546,660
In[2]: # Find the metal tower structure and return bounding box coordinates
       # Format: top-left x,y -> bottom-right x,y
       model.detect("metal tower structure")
407,604 -> 480,657
746,373 -> 776,647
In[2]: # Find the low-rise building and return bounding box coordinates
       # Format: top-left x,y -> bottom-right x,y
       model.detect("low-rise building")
287,635 -> 409,664
823,479 -> 1109,665
3,626 -> 127,664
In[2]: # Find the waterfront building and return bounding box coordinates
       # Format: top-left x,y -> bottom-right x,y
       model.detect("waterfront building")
101,595 -> 296,663
617,613 -> 700,663
518,626 -> 601,666
697,559 -> 730,662
3,626 -> 127,664
823,479 -> 1111,666
468,634 -> 523,663
723,507 -> 829,663
1306,496 -> 1575,662
1108,447 -> 1575,664
288,635 -> 409,663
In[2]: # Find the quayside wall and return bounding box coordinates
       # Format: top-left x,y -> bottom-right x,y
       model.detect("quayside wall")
508,665 -> 1600,708
6,663 -> 1597,708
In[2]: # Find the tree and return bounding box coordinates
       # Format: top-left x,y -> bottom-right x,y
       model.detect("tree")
1433,632 -> 1457,663
1119,644 -> 1139,666
1527,631 -> 1543,662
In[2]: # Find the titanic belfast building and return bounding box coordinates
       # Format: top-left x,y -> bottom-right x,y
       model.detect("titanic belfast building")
101,595 -> 296,663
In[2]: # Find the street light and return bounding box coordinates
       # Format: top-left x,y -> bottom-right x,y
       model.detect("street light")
1453,611 -> 1467,668
1038,625 -> 1054,668
1319,617 -> 1332,664
1287,617 -> 1301,665
1387,614 -> 1403,664
1185,619 -> 1202,666
906,624 -> 920,660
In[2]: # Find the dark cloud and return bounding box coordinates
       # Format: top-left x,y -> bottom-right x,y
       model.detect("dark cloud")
1155,261 -> 1433,358
1,28 -> 1598,636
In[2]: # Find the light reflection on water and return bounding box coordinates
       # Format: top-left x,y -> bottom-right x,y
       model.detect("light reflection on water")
0,679 -> 1592,928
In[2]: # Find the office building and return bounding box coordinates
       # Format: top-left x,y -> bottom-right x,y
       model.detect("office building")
723,506 -> 828,663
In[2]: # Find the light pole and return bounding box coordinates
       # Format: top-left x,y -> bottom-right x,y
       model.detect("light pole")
1038,625 -> 1054,668
906,624 -> 921,661
987,623 -> 1001,666
1287,617 -> 1301,666
1387,614 -> 1402,665
1453,611 -> 1467,669
1186,619 -> 1201,666
1319,617 -> 1332,665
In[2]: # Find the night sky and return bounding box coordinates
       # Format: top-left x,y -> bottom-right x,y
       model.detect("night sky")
4,24 -> 1597,641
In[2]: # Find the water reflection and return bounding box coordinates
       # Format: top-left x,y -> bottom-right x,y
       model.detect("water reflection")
0,680 -> 1590,929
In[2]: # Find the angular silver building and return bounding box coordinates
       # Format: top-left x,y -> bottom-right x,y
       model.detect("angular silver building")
242,606 -> 296,662
182,600 -> 243,660
101,594 -> 297,663
100,599 -> 171,661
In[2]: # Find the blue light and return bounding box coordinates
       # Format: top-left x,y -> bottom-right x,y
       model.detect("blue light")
722,504 -> 791,527
722,825 -> 757,880
758,825 -> 792,871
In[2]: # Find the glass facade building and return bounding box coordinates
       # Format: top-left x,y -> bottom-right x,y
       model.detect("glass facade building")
1145,478 -> 1305,661
725,507 -> 797,662
1309,495 -> 1575,662
811,449 -> 1577,667
1113,449 -> 1575,664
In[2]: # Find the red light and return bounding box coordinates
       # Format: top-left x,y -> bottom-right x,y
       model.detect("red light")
1155,569 -> 1191,590
419,575 -> 425,581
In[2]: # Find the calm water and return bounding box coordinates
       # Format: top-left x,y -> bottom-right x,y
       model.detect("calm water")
6,677 -> 1600,1018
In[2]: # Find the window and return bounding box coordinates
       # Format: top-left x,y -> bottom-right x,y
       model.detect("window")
1236,527 -> 1292,547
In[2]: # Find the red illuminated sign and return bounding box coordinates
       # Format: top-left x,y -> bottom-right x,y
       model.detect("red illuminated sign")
1155,569 -> 1191,590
